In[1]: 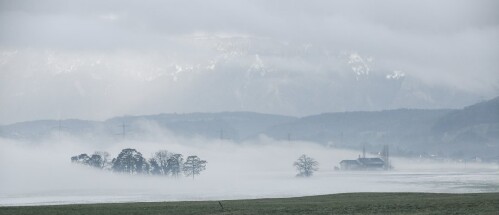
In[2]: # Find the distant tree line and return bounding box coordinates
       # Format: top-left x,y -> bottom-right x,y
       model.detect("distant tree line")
71,148 -> 206,178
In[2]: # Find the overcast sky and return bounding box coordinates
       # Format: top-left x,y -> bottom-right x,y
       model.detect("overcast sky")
1,0 -> 498,124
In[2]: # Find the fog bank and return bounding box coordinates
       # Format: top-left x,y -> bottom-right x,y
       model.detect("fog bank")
1,135 -> 498,206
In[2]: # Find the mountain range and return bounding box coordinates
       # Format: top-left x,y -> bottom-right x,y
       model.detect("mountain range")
1,96 -> 498,159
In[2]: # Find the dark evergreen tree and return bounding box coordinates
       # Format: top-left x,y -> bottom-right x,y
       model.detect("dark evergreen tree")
111,148 -> 149,174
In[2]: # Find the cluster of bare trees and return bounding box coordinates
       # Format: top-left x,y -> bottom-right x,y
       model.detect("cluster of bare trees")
72,150 -> 316,178
71,148 -> 206,178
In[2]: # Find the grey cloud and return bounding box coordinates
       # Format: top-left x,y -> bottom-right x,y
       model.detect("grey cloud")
0,0 -> 498,124
2,0 -> 498,48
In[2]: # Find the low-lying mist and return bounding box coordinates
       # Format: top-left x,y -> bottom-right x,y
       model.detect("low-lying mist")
1,126 -> 498,206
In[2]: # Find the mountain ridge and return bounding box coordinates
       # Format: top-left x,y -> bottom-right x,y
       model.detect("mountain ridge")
1,97 -> 497,158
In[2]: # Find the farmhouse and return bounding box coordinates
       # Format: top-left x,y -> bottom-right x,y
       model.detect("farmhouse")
339,160 -> 361,170
339,145 -> 391,170
340,157 -> 386,170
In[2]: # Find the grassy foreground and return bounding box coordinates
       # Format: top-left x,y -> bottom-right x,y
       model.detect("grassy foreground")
1,193 -> 498,215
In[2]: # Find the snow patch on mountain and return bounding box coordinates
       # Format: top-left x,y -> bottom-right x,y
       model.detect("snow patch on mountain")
248,54 -> 267,77
386,70 -> 406,80
347,53 -> 373,80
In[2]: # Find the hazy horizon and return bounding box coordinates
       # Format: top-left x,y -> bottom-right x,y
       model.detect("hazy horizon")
1,93 -> 495,126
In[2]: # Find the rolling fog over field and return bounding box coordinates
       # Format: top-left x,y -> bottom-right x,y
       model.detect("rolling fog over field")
1,130 -> 499,206
1,0 -> 499,207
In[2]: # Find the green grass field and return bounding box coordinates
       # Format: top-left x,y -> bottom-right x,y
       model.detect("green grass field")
1,193 -> 498,215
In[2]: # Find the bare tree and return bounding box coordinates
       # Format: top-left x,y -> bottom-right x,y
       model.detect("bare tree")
149,157 -> 162,175
293,154 -> 318,177
149,150 -> 172,175
167,154 -> 184,177
94,151 -> 110,169
88,154 -> 104,168
183,155 -> 207,179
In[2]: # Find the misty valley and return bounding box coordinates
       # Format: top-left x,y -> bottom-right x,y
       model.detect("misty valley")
1,138 -> 498,206
1,1 -> 498,213
1,97 -> 498,206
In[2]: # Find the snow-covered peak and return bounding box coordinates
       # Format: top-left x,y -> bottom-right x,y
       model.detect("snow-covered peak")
386,70 -> 405,80
347,53 -> 373,79
248,54 -> 267,77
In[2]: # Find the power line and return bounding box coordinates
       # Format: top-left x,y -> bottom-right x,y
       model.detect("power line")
114,122 -> 130,139
121,122 -> 129,139
51,119 -> 68,141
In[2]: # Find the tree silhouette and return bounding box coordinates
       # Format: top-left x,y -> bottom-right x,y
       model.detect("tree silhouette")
112,148 -> 149,174
183,155 -> 207,179
293,154 -> 318,177
167,154 -> 183,177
